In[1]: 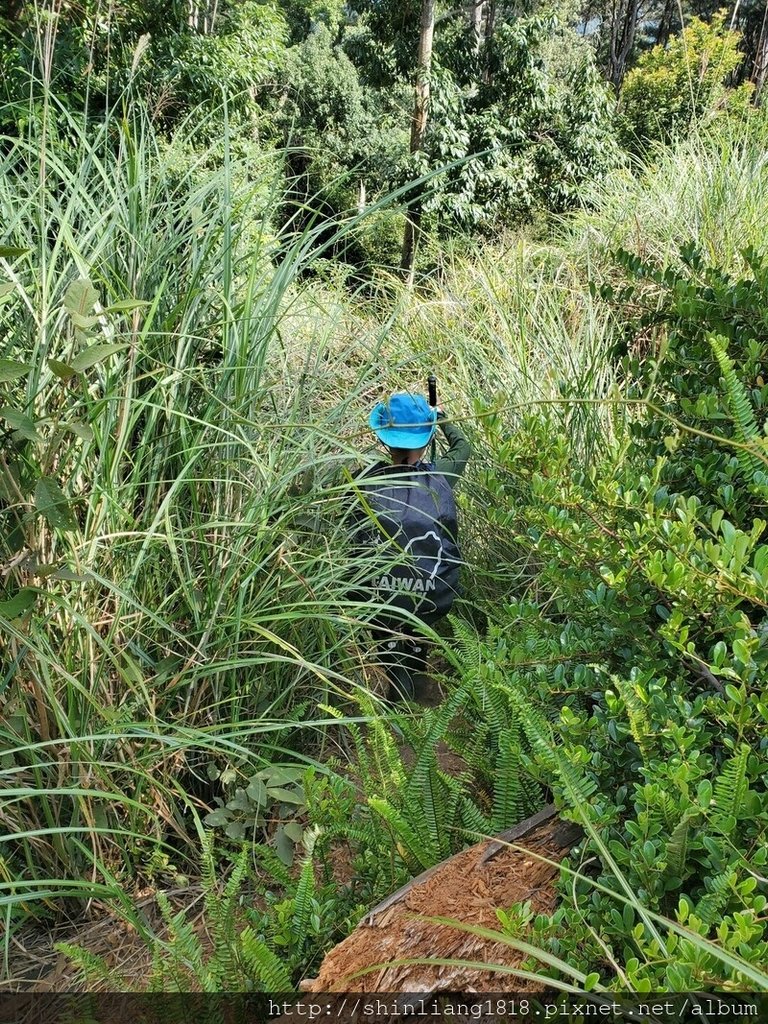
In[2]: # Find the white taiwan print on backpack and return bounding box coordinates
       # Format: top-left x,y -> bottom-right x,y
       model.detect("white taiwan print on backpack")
356,462 -> 462,619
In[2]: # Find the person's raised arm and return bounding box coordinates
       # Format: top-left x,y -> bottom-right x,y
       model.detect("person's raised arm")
434,409 -> 471,487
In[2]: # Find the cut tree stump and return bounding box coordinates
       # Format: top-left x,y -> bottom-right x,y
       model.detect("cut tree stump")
300,804 -> 582,996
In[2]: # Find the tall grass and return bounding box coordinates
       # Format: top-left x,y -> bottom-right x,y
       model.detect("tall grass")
0,94 -> 407,929
569,113 -> 768,271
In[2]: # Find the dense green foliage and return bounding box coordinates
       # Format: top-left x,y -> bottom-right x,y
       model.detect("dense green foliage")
417,15 -> 618,230
619,13 -> 755,148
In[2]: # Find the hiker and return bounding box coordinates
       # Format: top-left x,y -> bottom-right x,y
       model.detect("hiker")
354,391 -> 471,701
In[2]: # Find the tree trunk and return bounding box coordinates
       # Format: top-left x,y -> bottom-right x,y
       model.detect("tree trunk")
468,0 -> 484,52
208,0 -> 220,35
401,0 -> 436,279
753,0 -> 768,102
482,0 -> 496,84
484,0 -> 496,44
654,0 -> 675,46
609,0 -> 641,91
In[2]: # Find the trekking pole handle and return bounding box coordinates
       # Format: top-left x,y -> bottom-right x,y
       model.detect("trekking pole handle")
427,374 -> 437,463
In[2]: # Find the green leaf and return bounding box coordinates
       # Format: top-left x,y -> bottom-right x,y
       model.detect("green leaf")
62,421 -> 94,442
120,653 -> 144,686
0,246 -> 28,259
70,343 -> 127,373
274,824 -> 295,866
0,457 -> 22,502
258,766 -> 304,786
0,359 -> 32,382
724,683 -> 744,705
154,655 -> 180,678
0,589 -> 36,619
226,788 -> 252,812
51,566 -> 90,582
69,311 -> 100,330
283,821 -> 304,843
105,298 -> 150,313
204,809 -> 231,827
0,406 -> 40,441
31,563 -> 59,579
35,476 -> 77,532
732,639 -> 751,664
64,278 -> 99,319
267,786 -> 305,805
48,359 -> 76,380
246,777 -> 268,807
697,779 -> 713,807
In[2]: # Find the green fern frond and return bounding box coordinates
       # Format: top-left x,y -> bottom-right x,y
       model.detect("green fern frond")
368,795 -> 436,870
612,675 -> 653,762
347,688 -> 408,800
521,773 -> 545,814
240,927 -> 293,991
449,614 -> 485,670
207,848 -> 250,989
491,728 -> 524,832
454,721 -> 492,774
319,701 -> 375,791
399,768 -> 440,863
458,794 -> 494,842
482,682 -> 513,738
665,810 -> 700,878
254,844 -> 294,888
710,333 -> 768,486
440,769 -> 464,822
54,942 -> 126,989
516,619 -> 556,664
154,890 -> 211,990
406,681 -> 471,798
694,869 -> 736,927
421,766 -> 454,860
657,790 -> 678,831
200,830 -> 217,899
292,859 -> 316,950
343,821 -> 382,849
221,847 -> 250,916
508,690 -> 597,813
712,744 -> 750,833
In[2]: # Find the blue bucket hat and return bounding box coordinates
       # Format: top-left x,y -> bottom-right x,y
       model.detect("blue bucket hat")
369,393 -> 437,449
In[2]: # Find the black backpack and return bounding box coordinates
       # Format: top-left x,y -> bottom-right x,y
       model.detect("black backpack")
353,462 -> 462,619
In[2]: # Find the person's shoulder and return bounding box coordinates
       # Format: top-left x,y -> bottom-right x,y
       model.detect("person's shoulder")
353,459 -> 389,481
416,461 -> 455,486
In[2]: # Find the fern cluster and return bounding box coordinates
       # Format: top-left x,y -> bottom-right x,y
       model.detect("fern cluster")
57,830 -> 333,994
709,333 -> 768,495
